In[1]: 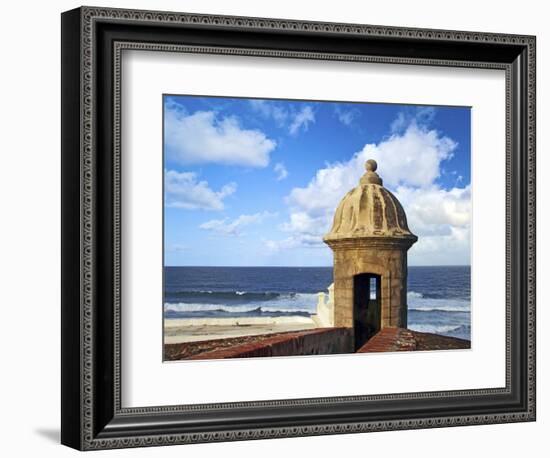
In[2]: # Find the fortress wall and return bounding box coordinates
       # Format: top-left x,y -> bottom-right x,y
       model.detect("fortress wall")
187,328 -> 353,360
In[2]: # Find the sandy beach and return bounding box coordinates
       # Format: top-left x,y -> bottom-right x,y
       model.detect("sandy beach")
164,316 -> 317,344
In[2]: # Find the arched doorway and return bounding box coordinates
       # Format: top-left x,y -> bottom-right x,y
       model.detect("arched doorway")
353,273 -> 381,350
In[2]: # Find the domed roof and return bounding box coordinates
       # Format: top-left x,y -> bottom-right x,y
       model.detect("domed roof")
323,160 -> 417,243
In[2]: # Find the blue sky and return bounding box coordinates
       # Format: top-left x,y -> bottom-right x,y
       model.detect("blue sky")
163,95 -> 471,267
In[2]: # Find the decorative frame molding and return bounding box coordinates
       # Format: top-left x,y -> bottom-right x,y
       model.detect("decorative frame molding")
61,6 -> 536,450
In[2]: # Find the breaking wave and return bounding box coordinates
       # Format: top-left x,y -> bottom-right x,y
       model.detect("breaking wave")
164,292 -> 318,318
165,290 -> 287,302
164,302 -> 314,315
407,291 -> 470,313
408,324 -> 471,341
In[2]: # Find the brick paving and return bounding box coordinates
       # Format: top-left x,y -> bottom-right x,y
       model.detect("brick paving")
357,327 -> 470,353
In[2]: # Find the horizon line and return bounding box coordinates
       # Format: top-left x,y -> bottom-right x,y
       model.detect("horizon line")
164,264 -> 472,268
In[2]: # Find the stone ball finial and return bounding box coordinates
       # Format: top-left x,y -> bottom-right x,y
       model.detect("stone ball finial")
365,159 -> 377,172
360,159 -> 382,186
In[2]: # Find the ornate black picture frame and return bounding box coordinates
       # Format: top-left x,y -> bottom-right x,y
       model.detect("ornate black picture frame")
61,6 -> 536,450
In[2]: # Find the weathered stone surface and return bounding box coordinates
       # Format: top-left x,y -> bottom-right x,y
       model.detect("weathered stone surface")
324,160 -> 417,242
165,328 -> 354,360
323,160 -> 417,341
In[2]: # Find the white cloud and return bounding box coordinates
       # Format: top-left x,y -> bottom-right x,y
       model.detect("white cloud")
200,211 -> 276,236
283,121 -> 457,217
165,108 -> 276,167
164,169 -> 236,211
394,185 -> 471,265
395,185 -> 471,235
289,106 -> 315,135
265,211 -> 329,253
391,106 -> 436,133
274,162 -> 289,181
407,226 -> 470,265
266,113 -> 470,265
265,233 -> 325,253
286,162 -> 359,218
361,123 -> 456,188
249,100 -> 288,127
335,106 -> 360,126
250,101 -> 316,136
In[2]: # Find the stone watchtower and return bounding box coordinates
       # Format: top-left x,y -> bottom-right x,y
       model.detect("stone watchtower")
323,160 -> 417,349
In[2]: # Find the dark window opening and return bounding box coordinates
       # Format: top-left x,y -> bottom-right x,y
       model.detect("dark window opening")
353,273 -> 381,350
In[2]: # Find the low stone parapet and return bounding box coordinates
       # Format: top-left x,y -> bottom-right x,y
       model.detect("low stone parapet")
182,327 -> 353,360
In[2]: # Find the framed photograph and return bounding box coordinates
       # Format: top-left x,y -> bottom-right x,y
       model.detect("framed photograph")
61,6 -> 536,450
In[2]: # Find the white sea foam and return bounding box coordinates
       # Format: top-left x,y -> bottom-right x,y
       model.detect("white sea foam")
408,324 -> 463,334
407,291 -> 470,312
164,290 -> 469,315
164,292 -> 319,315
164,303 -> 314,314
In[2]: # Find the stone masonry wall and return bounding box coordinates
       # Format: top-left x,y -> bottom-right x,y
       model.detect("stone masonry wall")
332,246 -> 408,329
186,328 -> 353,360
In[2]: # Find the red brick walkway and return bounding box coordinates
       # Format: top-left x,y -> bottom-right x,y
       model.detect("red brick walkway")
357,327 -> 470,353
357,327 -> 417,353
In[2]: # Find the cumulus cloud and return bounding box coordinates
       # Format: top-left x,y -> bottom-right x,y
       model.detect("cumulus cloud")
266,212 -> 327,253
283,120 -> 457,219
407,226 -> 470,265
395,185 -> 471,236
286,163 -> 359,218
165,107 -> 276,167
200,211 -> 277,236
274,162 -> 289,181
164,169 -> 236,211
391,184 -> 471,265
266,112 -> 471,265
361,123 -> 456,188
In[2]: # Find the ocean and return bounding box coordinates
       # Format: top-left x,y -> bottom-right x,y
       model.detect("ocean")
164,266 -> 471,341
